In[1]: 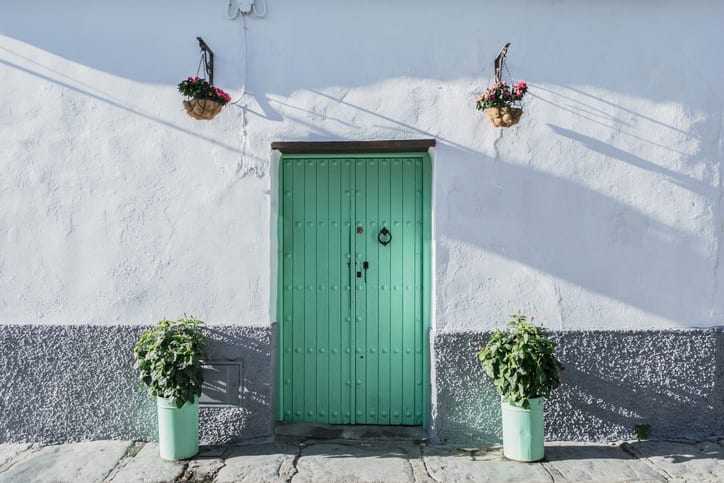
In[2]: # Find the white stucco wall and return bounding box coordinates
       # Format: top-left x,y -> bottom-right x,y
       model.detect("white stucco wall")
1,0 -> 722,330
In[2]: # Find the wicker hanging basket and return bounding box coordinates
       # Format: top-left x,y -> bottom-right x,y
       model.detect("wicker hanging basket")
485,106 -> 523,128
183,99 -> 223,120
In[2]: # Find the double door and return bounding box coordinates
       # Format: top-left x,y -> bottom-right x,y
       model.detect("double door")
277,153 -> 430,425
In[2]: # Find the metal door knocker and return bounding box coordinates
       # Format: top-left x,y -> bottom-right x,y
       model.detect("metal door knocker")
378,227 -> 392,246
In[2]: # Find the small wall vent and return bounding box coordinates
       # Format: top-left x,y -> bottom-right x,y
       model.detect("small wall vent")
200,361 -> 243,407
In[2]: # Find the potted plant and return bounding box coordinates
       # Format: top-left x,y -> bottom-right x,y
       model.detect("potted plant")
476,312 -> 562,462
178,77 -> 231,120
134,316 -> 206,460
475,81 -> 528,127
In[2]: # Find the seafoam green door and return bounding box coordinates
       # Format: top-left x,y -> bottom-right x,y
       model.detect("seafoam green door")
277,153 -> 431,426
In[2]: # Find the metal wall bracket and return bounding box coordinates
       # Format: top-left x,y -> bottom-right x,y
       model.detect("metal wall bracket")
197,37 -> 215,85
494,42 -> 511,84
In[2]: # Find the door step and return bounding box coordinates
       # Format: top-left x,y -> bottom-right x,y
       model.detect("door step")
275,423 -> 428,442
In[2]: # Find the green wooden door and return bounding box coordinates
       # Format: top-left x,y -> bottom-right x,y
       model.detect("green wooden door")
278,153 -> 431,426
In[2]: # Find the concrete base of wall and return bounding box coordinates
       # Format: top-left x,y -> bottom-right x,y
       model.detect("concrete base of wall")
433,329 -> 724,444
2,325 -> 722,444
0,325 -> 273,445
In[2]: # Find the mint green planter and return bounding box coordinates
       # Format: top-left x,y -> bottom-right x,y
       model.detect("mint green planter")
501,397 -> 545,462
157,396 -> 199,461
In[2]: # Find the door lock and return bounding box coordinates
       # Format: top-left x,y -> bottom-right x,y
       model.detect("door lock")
356,261 -> 369,280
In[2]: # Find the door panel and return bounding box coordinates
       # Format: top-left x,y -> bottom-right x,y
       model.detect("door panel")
279,154 -> 427,426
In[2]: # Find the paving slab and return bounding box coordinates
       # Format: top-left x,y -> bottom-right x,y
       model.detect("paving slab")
179,446 -> 228,482
214,443 -> 287,483
0,443 -> 31,470
544,442 -> 666,482
626,440 -> 724,483
0,440 -> 130,483
108,443 -> 185,483
423,445 -> 552,483
292,441 -> 414,483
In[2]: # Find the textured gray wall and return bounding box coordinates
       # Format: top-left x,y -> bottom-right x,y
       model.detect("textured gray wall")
0,325 -> 273,445
3,325 -> 722,444
432,329 -> 724,444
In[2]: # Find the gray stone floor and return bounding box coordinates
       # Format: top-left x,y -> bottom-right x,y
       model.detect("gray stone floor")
0,437 -> 722,482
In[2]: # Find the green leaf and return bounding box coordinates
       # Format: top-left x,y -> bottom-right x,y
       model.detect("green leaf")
476,311 -> 562,402
133,316 -> 206,404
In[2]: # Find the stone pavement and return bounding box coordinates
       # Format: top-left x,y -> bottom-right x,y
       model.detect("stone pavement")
0,437 -> 722,482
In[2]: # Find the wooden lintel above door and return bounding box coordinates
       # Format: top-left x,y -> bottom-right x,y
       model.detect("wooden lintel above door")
271,139 -> 436,155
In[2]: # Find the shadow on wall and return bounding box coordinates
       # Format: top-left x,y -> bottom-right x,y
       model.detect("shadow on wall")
1,1 -> 722,106
548,330 -> 724,441
436,136 -> 720,327
200,326 -> 274,444
433,329 -> 724,444
0,325 -> 273,445
0,57 -> 240,155
204,326 -> 272,400
433,331 -> 502,444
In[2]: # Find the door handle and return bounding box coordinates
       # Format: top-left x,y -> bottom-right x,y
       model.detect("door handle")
378,227 -> 392,246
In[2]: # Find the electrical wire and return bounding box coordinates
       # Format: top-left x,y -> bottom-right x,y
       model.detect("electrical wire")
251,0 -> 267,18
226,0 -> 242,20
232,13 -> 248,103
227,0 -> 267,20
226,0 -> 267,176
231,11 -> 251,174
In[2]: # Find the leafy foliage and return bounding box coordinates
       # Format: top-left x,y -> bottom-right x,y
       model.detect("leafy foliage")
477,312 -> 562,409
177,77 -> 232,105
133,316 -> 206,409
634,423 -> 651,441
475,81 -> 528,110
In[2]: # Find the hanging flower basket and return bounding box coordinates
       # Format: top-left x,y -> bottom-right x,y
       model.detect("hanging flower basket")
475,81 -> 528,128
485,106 -> 523,128
183,99 -> 224,120
178,77 -> 231,121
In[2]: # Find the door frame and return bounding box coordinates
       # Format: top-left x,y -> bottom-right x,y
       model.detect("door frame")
272,141 -> 434,428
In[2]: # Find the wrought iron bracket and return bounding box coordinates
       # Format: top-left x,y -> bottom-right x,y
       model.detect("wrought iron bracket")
494,42 -> 511,84
197,37 -> 215,85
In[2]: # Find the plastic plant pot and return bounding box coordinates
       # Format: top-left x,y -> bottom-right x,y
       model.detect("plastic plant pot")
156,396 -> 199,461
501,397 -> 545,462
